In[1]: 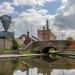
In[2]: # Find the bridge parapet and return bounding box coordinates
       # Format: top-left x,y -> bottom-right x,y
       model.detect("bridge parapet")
32,40 -> 68,53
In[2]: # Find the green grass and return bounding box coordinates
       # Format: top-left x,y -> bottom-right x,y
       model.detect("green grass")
0,48 -> 11,53
0,48 -> 34,54
19,49 -> 33,54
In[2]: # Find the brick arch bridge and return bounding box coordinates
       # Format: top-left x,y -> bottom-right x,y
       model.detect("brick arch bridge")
31,40 -> 68,53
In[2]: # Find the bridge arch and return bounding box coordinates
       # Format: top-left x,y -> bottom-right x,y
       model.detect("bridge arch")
42,46 -> 57,54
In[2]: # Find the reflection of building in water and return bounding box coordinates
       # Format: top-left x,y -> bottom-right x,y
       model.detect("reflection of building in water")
13,61 -> 30,75
13,68 -> 75,75
51,69 -> 75,75
13,68 -> 52,75
1,58 -> 75,75
0,60 -> 13,75
38,68 -> 52,75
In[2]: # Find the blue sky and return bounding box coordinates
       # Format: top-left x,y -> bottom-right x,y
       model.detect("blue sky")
42,0 -> 61,14
0,0 -> 75,39
13,0 -> 61,14
0,0 -> 61,17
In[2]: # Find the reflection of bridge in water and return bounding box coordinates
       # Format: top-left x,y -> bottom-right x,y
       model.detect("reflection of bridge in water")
22,56 -> 75,69
21,56 -> 75,75
0,56 -> 75,75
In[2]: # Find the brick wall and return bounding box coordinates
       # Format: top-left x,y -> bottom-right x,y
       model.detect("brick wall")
38,29 -> 56,41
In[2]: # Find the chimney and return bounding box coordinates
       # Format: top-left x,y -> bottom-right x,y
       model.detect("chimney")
43,26 -> 45,30
46,19 -> 49,30
27,31 -> 29,37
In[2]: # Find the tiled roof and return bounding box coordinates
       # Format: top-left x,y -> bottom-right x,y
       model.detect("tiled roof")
18,34 -> 27,39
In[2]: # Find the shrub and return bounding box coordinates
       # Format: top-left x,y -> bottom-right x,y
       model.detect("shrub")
12,39 -> 20,50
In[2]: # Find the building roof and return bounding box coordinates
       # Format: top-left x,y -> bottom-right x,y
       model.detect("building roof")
18,34 -> 27,39
32,36 -> 39,41
18,34 -> 37,41
0,31 -> 14,39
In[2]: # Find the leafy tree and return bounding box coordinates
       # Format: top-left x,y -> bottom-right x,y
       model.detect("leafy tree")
66,36 -> 74,41
65,36 -> 74,48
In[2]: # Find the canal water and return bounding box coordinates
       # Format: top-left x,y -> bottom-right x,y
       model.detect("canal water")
0,55 -> 75,75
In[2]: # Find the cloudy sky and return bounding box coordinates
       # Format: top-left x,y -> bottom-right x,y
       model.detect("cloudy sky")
0,0 -> 75,39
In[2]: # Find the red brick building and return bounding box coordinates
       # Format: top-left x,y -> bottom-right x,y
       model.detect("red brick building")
38,19 -> 56,41
67,41 -> 75,50
17,31 -> 31,45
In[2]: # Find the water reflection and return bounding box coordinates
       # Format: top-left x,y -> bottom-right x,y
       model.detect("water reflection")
13,70 -> 27,75
13,68 -> 75,75
0,55 -> 75,75
13,61 -> 30,75
13,68 -> 38,75
51,69 -> 75,75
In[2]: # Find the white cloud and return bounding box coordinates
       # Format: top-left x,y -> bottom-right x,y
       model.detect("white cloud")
13,8 -> 56,37
0,2 -> 14,15
58,0 -> 75,16
54,0 -> 75,29
38,9 -> 48,15
13,0 -> 54,6
61,0 -> 68,4
12,0 -> 75,39
49,0 -> 75,39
